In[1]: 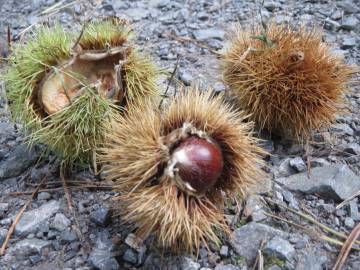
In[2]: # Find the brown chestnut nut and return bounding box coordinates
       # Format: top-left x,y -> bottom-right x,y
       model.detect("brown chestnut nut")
171,136 -> 224,194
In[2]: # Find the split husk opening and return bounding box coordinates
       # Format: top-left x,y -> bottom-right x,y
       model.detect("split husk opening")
5,18 -> 159,165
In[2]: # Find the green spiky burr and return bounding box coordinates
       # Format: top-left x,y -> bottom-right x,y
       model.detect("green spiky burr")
4,18 -> 160,166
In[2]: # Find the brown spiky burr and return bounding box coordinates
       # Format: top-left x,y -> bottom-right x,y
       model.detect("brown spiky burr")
222,23 -> 356,139
99,89 -> 266,253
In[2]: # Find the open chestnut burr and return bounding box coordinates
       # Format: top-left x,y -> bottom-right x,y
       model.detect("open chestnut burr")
5,17 -> 159,166
100,89 -> 266,252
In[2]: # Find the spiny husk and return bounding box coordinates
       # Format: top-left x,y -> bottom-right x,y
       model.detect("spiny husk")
100,89 -> 266,253
222,23 -> 356,140
4,18 -> 159,165
6,24 -> 72,125
30,89 -> 119,165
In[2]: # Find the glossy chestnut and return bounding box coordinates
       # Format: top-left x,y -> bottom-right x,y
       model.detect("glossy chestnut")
171,136 -> 224,193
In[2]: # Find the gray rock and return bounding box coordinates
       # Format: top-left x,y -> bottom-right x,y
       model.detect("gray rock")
331,10 -> 343,20
90,207 -> 111,226
341,37 -> 356,49
263,236 -> 295,261
214,265 -> 241,270
324,18 -> 341,31
288,234 -> 310,249
264,2 -> 280,12
332,49 -> 349,59
15,200 -> 60,236
251,176 -> 272,194
277,164 -> 360,201
123,249 -> 138,264
0,217 -> 12,226
349,199 -> 360,221
125,233 -> 146,265
244,195 -> 266,221
27,15 -> 39,25
281,189 -> 299,209
89,249 -> 119,270
219,245 -> 229,257
179,71 -> 193,86
95,230 -> 113,250
338,1 -> 360,14
37,192 -> 51,200
88,231 -> 119,270
193,28 -> 225,41
343,143 -> 360,155
181,257 -> 200,270
213,82 -> 226,93
273,189 -> 284,202
29,254 -> 42,264
101,3 -> 114,11
274,158 -> 296,178
344,217 -> 355,229
341,16 -> 359,31
330,123 -> 354,136
295,250 -> 327,270
230,222 -> 286,263
317,202 -> 335,214
61,230 -> 78,243
126,8 -> 149,21
0,202 -> 9,218
266,266 -> 282,270
0,122 -> 14,144
0,228 -> 7,245
10,238 -> 50,257
289,157 -> 306,173
50,213 -> 71,231
150,0 -> 170,8
125,233 -> 146,252
310,158 -> 330,168
0,144 -> 40,180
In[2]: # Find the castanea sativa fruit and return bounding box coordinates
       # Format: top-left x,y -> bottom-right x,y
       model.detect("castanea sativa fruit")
5,18 -> 159,165
222,23 -> 356,139
99,89 -> 266,252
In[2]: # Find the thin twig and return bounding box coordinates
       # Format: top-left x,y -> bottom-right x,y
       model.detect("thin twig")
60,163 -> 73,212
92,149 -> 98,176
252,240 -> 265,270
265,212 -> 360,251
336,190 -> 360,210
231,197 -> 245,227
159,55 -> 181,109
72,18 -> 89,50
266,198 -> 360,246
305,139 -> 312,178
39,0 -> 80,16
0,176 -> 48,255
25,179 -> 111,186
333,222 -> 360,270
7,25 -> 11,54
258,250 -> 264,270
9,185 -> 113,196
60,163 -> 83,241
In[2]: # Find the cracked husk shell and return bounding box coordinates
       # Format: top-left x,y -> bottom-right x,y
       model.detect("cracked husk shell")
4,18 -> 159,165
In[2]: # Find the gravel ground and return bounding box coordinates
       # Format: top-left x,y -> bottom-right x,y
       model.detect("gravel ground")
0,0 -> 360,269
